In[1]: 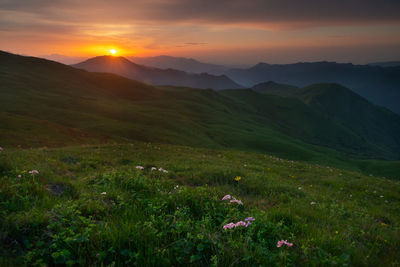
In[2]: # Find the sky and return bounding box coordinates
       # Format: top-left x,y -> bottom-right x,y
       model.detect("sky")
1,0 -> 400,65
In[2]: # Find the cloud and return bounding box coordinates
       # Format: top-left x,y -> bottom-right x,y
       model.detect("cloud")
1,0 -> 399,64
176,42 -> 207,47
0,0 -> 399,28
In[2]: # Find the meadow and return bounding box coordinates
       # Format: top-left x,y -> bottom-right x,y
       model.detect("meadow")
1,142 -> 399,266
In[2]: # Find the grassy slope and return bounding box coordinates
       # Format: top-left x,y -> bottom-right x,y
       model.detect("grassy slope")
0,143 -> 399,266
1,52 -> 400,178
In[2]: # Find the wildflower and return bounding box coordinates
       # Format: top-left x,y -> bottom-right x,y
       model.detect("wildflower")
277,240 -> 293,248
136,166 -> 144,170
230,199 -> 243,205
174,185 -> 179,190
223,223 -> 235,230
0,147 -> 3,152
380,195 -> 384,198
222,195 -> 231,201
381,222 -> 388,227
101,192 -> 107,195
335,231 -> 339,234
158,168 -> 168,173
29,170 -> 39,175
298,187 -> 302,190
234,176 -> 242,181
310,201 -> 316,205
151,167 -> 157,171
245,217 -> 255,227
235,221 -> 247,227
17,174 -> 21,178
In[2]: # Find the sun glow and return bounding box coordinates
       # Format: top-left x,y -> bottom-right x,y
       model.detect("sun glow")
109,49 -> 117,55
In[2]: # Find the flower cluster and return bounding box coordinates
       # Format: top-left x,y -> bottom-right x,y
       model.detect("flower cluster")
223,217 -> 255,230
29,170 -> 39,175
222,194 -> 243,205
158,167 -> 168,173
277,240 -> 293,247
148,166 -> 169,173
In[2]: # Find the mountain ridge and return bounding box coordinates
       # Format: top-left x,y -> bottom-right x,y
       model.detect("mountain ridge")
226,61 -> 400,114
129,55 -> 229,74
73,55 -> 242,90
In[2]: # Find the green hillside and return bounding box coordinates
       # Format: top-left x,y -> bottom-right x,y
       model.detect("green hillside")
251,82 -> 400,160
1,51 -> 400,179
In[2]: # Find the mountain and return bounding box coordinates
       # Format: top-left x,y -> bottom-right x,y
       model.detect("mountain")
251,81 -> 400,155
1,51 -> 400,178
130,55 -> 228,74
72,56 -> 242,90
298,84 -> 400,153
368,61 -> 400,67
226,61 -> 400,115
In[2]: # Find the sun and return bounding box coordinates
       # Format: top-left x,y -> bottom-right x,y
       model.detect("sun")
109,49 -> 117,55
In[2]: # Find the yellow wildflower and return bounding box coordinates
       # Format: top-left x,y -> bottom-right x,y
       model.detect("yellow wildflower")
235,176 -> 242,181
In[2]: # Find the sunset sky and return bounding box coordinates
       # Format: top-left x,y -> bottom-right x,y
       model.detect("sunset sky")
1,0 -> 400,65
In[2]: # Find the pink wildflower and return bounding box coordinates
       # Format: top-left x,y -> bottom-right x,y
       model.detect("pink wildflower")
136,166 -> 144,170
223,223 -> 235,230
310,201 -> 316,205
235,221 -> 247,227
245,217 -> 255,222
17,174 -> 21,178
29,170 -> 39,175
230,199 -> 243,205
0,147 -> 3,152
222,195 -> 231,201
151,167 -> 157,171
277,240 -> 293,248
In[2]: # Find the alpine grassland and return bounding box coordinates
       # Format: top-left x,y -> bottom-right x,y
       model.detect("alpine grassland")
1,143 -> 399,266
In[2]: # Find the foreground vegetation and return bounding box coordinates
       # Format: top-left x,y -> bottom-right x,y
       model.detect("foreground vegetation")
1,143 -> 399,266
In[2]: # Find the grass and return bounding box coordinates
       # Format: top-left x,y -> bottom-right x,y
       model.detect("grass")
1,142 -> 399,266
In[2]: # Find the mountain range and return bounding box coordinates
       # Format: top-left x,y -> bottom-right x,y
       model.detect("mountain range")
96,55 -> 400,115
1,50 -> 400,178
225,62 -> 400,114
72,56 -> 242,90
130,55 -> 228,74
